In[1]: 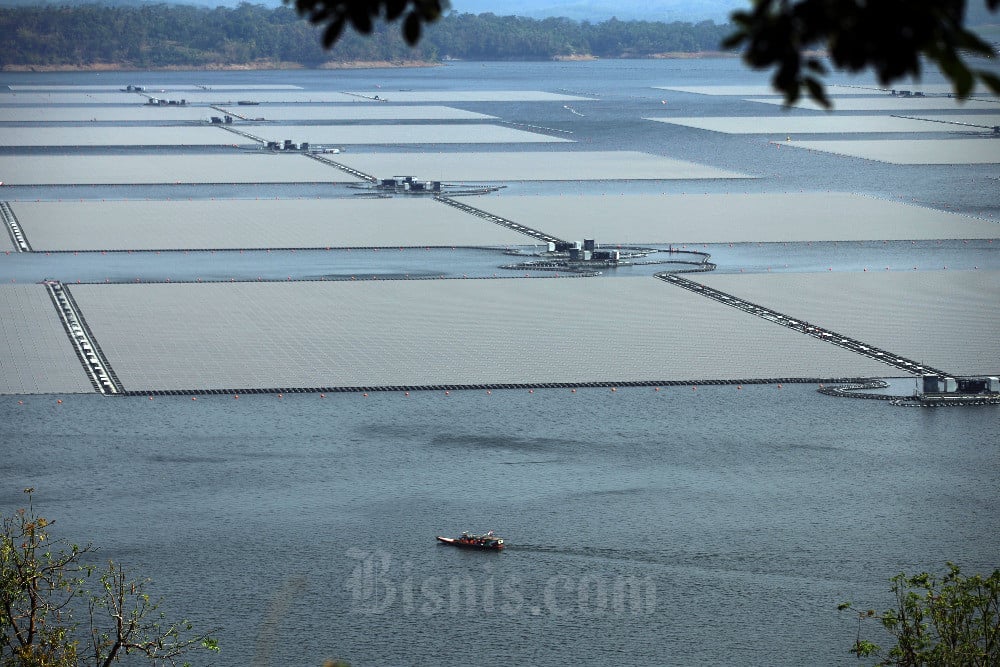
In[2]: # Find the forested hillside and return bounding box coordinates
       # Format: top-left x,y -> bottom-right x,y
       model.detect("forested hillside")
2,3 -> 732,68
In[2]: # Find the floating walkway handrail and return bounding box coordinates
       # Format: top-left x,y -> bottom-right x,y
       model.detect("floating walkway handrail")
306,153 -> 378,183
654,272 -> 950,378
1,201 -> 31,252
122,376 -> 871,397
816,379 -> 909,401
217,124 -> 268,144
818,380 -> 1000,407
435,196 -> 568,245
340,92 -> 386,102
44,282 -> 123,395
891,114 -> 1000,132
211,104 -> 254,121
498,119 -> 574,135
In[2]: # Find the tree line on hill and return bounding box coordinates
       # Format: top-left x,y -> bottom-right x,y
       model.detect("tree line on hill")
0,3 -> 732,68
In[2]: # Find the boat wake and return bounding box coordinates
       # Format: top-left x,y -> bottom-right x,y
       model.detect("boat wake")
508,543 -> 667,565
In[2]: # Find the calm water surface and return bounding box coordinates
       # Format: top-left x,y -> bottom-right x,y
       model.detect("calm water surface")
2,387 -> 998,666
2,60 -> 999,666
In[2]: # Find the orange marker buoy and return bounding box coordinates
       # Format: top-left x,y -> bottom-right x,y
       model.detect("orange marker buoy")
191,397 -> 197,401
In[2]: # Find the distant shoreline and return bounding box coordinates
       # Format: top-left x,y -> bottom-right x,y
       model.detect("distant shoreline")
1,60 -> 441,73
2,54 -> 738,73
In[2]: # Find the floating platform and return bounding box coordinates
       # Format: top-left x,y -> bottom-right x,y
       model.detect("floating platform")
0,126 -> 241,148
158,91 -> 360,104
651,84 -> 985,97
9,198 -> 527,251
746,97 -> 1000,112
217,105 -> 495,121
693,271 -> 1000,376
62,278 -> 896,393
458,193 -> 999,244
5,84 -> 303,91
0,106 -> 212,122
332,151 -> 751,182
0,153 -> 361,185
0,285 -> 98,394
644,115 -> 1000,135
782,139 -> 1000,165
340,90 -> 593,102
0,92 -> 153,105
250,124 -> 571,145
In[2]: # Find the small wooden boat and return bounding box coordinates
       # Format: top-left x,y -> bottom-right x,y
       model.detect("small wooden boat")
436,531 -> 504,550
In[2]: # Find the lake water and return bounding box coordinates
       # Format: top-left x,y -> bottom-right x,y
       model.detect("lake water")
2,59 -> 999,666
3,386 -> 998,666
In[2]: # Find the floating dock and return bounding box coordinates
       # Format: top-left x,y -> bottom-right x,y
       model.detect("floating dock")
783,139 -> 1000,165
645,115 -> 1000,135
247,124 -> 573,145
332,151 -> 751,182
215,105 -> 495,121
693,271 -> 1000,376
0,285 -> 98,394
456,192 -> 1000,244
0,126 -> 243,147
7,198 -> 529,251
0,153 -> 363,185
58,278 -> 896,394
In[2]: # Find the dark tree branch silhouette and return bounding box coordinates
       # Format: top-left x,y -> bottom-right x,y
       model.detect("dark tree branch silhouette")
723,0 -> 1000,106
284,0 -> 1000,106
287,0 -> 447,47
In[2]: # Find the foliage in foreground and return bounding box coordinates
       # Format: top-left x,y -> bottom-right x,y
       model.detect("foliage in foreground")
840,563 -> 1000,666
1,489 -> 218,667
284,0 -> 1000,106
723,0 -> 1000,107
